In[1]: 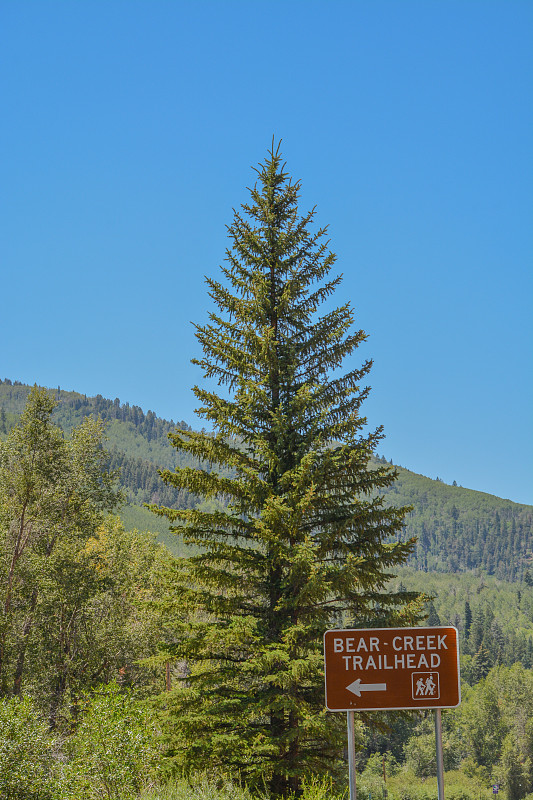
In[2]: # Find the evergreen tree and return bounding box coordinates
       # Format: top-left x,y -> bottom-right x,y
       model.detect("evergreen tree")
464,600 -> 472,640
471,644 -> 492,682
524,638 -> 533,670
468,605 -> 486,654
152,144 -> 421,796
426,600 -> 441,626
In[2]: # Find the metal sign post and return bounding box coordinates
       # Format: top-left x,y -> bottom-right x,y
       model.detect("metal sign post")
347,710 -> 357,800
435,709 -> 445,800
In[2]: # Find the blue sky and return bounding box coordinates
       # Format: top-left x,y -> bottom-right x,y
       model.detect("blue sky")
1,0 -> 531,504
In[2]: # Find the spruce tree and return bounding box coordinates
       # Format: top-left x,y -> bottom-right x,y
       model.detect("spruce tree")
152,143 -> 421,796
426,600 -> 441,627
464,600 -> 473,640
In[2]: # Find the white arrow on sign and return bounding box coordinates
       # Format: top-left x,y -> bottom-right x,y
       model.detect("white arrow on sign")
347,679 -> 387,697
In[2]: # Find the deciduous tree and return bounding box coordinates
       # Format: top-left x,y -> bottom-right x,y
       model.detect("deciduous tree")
0,387 -> 119,703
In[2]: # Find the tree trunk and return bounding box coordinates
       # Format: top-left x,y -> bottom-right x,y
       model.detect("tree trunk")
0,504 -> 29,686
49,669 -> 67,729
287,709 -> 300,795
12,587 -> 38,696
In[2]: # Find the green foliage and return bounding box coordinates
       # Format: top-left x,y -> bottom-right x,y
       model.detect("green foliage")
425,600 -> 441,626
140,776 -> 258,799
0,405 -> 7,434
149,144 -> 421,796
361,710 -> 421,764
120,491 -> 201,556
470,644 -> 492,682
382,664 -> 533,800
0,387 -> 121,700
362,751 -> 400,777
1,381 -> 531,575
0,387 -> 168,724
0,695 -> 57,800
396,709 -> 465,779
139,774 -> 345,799
389,569 -> 533,675
60,682 -> 161,799
295,775 -> 346,800
383,769 -> 495,800
500,734 -> 529,800
19,515 -> 170,724
378,465 -> 533,581
1,274 -> 532,796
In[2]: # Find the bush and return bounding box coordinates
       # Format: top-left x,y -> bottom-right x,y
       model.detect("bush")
59,681 -> 161,799
0,695 -> 57,800
299,775 -> 346,799
387,768 -> 493,800
363,752 -> 401,777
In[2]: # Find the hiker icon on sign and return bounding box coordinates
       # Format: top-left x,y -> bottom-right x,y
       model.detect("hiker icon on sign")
412,672 -> 440,701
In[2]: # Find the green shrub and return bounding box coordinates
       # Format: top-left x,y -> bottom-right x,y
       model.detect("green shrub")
363,752 -> 401,778
387,768 -> 494,800
0,695 -> 57,800
60,681 -> 161,799
299,774 -> 346,799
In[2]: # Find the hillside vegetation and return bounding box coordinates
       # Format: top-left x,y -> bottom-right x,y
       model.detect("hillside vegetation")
1,379 -> 530,582
378,458 -> 533,581
2,380 -> 533,800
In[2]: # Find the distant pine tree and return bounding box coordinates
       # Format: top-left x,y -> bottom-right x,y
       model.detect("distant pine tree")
471,644 -> 492,682
426,601 -> 441,626
464,600 -> 473,640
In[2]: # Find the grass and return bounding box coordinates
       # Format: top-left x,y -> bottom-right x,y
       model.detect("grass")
140,774 -> 345,800
140,775 -> 255,799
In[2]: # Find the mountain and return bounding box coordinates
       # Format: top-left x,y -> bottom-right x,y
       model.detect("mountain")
1,378 -> 531,580
376,458 -> 532,582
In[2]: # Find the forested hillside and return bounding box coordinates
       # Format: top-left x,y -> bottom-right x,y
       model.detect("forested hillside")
392,568 -> 533,675
1,379 -> 531,582
376,458 -> 533,581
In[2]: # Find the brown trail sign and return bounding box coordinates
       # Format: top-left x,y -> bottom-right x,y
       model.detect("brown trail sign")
324,626 -> 460,712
